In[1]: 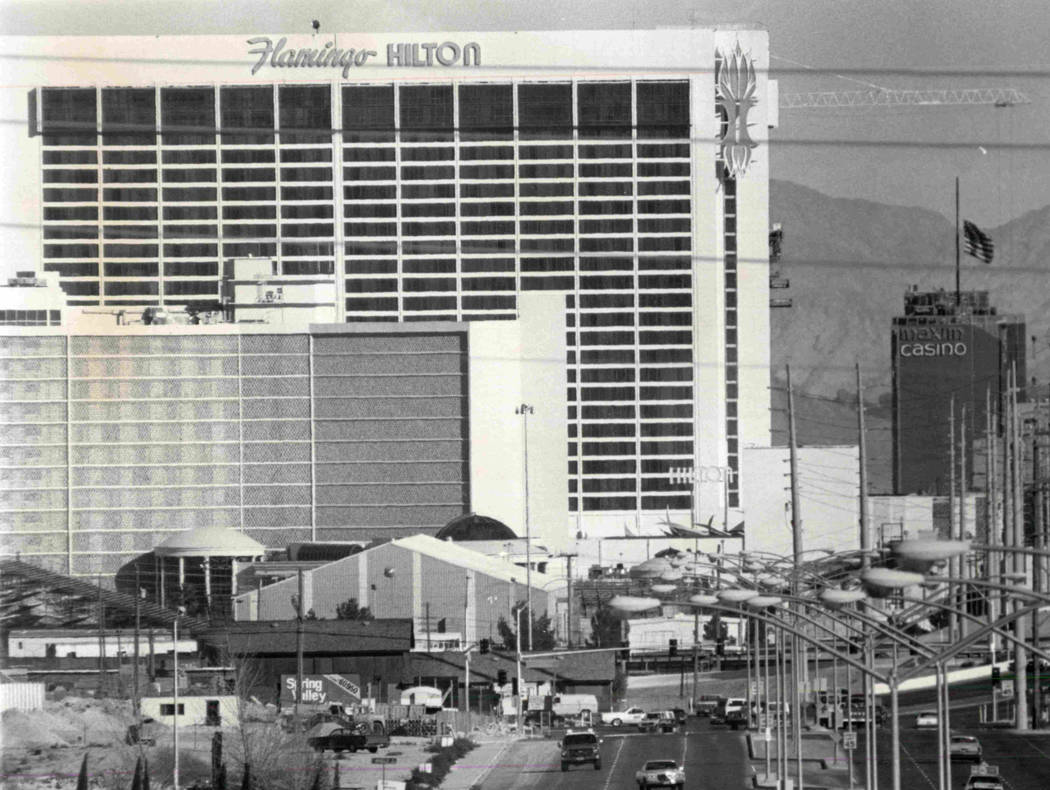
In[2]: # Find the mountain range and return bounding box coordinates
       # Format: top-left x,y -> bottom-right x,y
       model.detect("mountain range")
769,179 -> 1050,400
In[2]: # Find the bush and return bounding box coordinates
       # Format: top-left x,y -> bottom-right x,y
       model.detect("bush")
409,738 -> 476,787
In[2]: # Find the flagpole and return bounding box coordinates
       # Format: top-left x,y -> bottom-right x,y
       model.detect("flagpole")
955,176 -> 961,307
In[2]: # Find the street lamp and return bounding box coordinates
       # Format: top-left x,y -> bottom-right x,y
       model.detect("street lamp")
516,403 -> 534,651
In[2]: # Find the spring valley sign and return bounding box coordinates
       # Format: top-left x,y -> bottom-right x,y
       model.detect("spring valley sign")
248,37 -> 481,77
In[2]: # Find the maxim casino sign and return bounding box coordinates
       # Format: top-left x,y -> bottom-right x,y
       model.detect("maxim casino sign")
248,37 -> 481,78
897,325 -> 969,358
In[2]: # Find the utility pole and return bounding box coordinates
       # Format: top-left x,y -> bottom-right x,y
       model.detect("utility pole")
986,387 -> 1000,664
1033,409 -> 1044,729
857,364 -> 870,561
516,404 -> 535,652
294,568 -> 304,728
959,404 -> 968,639
97,576 -> 105,698
134,565 -> 141,721
786,365 -> 804,788
426,602 -> 431,653
173,617 -> 180,790
1011,366 -> 1030,730
949,398 -> 958,640
563,554 -> 575,648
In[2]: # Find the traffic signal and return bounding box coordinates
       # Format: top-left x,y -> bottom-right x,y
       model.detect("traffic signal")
497,669 -> 508,686
479,638 -> 490,654
511,677 -> 519,696
716,639 -> 725,657
991,667 -> 1001,687
669,639 -> 678,657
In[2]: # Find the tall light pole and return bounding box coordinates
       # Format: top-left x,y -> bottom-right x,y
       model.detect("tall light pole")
516,403 -> 534,651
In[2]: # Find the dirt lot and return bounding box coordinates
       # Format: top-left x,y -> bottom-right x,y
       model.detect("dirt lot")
1,697 -> 436,790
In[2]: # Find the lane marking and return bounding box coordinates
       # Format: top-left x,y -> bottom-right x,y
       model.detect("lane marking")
898,739 -> 937,790
600,736 -> 626,790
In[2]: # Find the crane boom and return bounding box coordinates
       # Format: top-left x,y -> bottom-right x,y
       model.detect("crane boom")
781,87 -> 1030,109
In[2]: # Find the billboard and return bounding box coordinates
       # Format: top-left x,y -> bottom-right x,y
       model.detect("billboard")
280,674 -> 361,706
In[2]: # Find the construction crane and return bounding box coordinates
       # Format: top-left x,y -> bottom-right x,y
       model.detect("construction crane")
781,87 -> 1030,110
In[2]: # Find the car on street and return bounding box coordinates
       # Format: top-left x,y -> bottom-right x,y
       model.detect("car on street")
915,711 -> 939,729
559,729 -> 602,771
964,763 -> 1004,790
601,706 -> 647,727
693,694 -> 723,717
950,735 -> 983,762
670,708 -> 688,728
638,711 -> 677,733
635,759 -> 685,790
712,697 -> 747,725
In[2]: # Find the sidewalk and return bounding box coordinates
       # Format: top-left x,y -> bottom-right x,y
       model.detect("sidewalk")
440,737 -> 518,790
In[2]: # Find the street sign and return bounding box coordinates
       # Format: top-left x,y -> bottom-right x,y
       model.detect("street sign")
999,684 -> 1014,699
763,727 -> 772,742
842,732 -> 858,751
372,758 -> 397,765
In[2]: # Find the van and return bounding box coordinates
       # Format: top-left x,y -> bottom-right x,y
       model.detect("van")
552,694 -> 599,718
714,697 -> 746,724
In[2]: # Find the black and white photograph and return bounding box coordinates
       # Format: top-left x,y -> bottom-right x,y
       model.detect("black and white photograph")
1,2 -> 1048,788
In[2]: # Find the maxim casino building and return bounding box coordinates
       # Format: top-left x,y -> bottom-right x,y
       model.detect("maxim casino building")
10,28 -> 776,559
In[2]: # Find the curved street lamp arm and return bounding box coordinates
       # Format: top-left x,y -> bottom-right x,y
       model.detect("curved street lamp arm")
900,599 -> 1047,681
893,595 -> 1050,673
703,602 -> 889,684
776,592 -> 935,658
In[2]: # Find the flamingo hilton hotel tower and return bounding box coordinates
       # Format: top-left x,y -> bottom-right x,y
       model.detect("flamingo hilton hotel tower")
7,28 -> 776,572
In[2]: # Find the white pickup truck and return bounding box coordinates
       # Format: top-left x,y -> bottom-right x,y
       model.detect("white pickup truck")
600,706 -> 646,727
635,759 -> 685,790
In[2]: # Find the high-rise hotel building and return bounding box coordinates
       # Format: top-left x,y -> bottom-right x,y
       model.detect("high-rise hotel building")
14,28 -> 775,542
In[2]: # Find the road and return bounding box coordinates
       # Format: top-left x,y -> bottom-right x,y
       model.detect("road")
854,704 -> 1050,789
480,720 -> 751,790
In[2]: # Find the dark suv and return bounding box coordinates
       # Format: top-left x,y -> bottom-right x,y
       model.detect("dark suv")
560,730 -> 602,771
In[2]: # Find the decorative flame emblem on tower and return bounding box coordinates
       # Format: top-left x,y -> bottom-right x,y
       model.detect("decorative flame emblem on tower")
716,43 -> 759,179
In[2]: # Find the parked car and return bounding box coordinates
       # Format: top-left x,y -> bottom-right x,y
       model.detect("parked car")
950,735 -> 983,763
601,706 -> 647,727
693,695 -> 724,717
638,711 -> 676,733
915,711 -> 939,729
559,729 -> 602,772
670,708 -> 688,729
307,724 -> 390,754
635,759 -> 685,790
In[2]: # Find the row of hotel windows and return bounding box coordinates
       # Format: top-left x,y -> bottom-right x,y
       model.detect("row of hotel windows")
43,219 -> 691,242
39,82 -> 689,144
41,142 -> 691,167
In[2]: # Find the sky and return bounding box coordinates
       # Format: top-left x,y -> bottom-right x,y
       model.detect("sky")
1,0 -> 1048,275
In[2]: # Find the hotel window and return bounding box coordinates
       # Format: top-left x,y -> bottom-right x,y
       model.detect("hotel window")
279,85 -> 331,145
399,85 -> 453,142
636,81 -> 690,138
161,88 -> 215,146
220,86 -> 274,144
42,88 -> 97,146
518,84 -> 572,140
578,83 -> 631,139
459,84 -> 513,141
102,89 -> 155,146
342,85 -> 395,143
